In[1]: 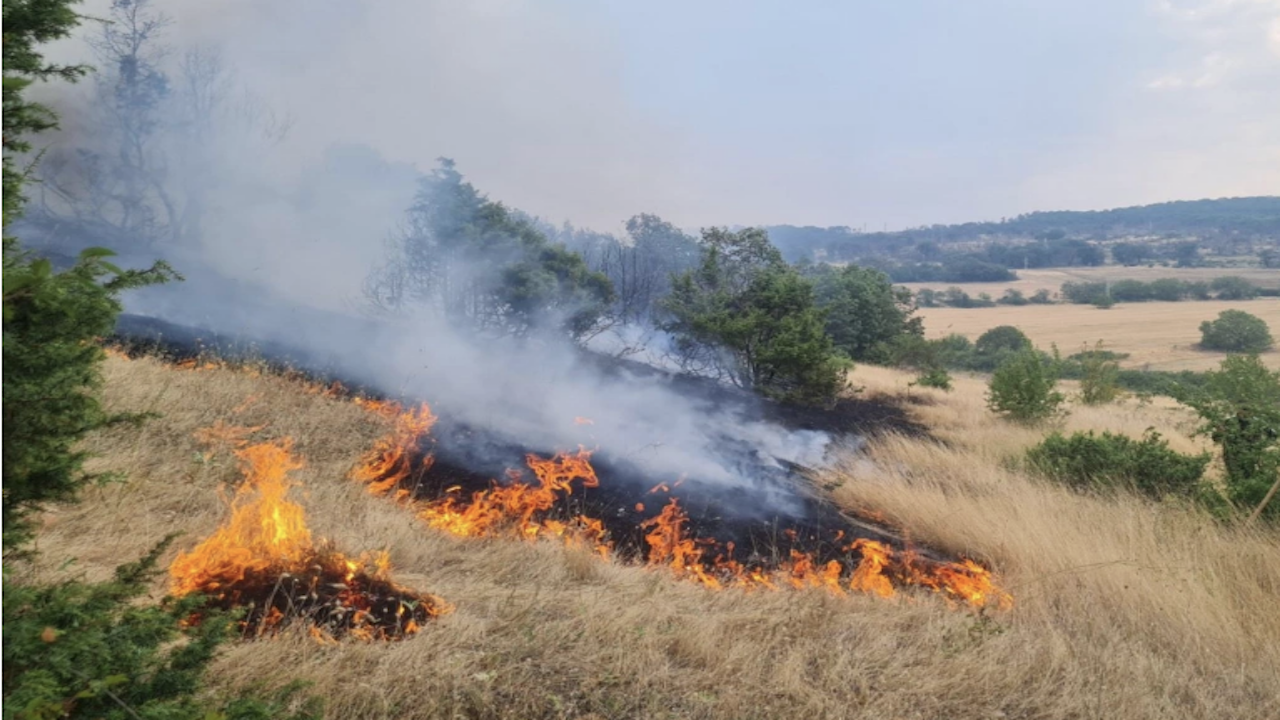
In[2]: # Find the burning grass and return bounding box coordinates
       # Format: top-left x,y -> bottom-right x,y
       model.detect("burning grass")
17,351 -> 1280,719
170,438 -> 450,641
349,400 -> 1011,608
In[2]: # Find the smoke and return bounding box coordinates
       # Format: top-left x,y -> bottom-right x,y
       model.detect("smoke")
27,0 -> 839,508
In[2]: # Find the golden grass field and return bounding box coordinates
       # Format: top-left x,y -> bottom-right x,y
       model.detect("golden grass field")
15,355 -> 1280,719
916,298 -> 1280,372
901,266 -> 1280,299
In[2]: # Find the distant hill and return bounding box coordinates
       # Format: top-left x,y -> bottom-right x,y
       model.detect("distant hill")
768,196 -> 1280,264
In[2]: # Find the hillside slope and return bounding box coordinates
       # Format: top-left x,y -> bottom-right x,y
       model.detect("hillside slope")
15,355 -> 1280,720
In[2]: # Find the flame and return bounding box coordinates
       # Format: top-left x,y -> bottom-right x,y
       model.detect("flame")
351,401 -> 1011,609
416,448 -> 609,557
170,438 -> 449,640
574,416 -> 595,425
350,402 -> 437,496
637,497 -> 1009,606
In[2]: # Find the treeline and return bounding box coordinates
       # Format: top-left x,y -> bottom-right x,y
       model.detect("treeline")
913,276 -> 1274,309
766,197 -> 1280,265
1060,276 -> 1269,305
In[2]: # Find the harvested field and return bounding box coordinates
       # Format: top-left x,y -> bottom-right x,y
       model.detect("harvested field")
901,266 -> 1280,299
916,298 -> 1280,371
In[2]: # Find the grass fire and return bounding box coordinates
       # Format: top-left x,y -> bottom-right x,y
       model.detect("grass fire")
170,437 -> 450,641
350,399 -> 1011,608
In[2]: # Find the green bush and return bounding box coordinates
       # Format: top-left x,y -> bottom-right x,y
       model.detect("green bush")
987,348 -> 1065,424
2,242 -> 177,548
1077,341 -> 1121,405
3,540 -> 321,720
1198,310 -> 1274,353
975,325 -> 1031,356
1026,430 -> 1211,500
913,368 -> 953,391
1177,355 -> 1280,521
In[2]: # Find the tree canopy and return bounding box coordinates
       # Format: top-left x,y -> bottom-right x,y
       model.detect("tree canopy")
661,228 -> 846,405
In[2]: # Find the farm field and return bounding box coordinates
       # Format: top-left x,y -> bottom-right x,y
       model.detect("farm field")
917,298 -> 1280,371
901,266 -> 1280,299
13,353 -> 1279,720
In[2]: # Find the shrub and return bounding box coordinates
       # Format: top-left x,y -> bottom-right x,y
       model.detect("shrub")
998,289 -> 1028,306
1177,355 -> 1280,521
975,325 -> 1032,356
2,540 -> 320,720
1026,430 -> 1212,499
987,348 -> 1065,424
913,368 -> 953,391
1077,341 -> 1122,405
1198,310 -> 1274,353
2,243 -> 177,548
972,325 -> 1032,370
1028,289 -> 1054,304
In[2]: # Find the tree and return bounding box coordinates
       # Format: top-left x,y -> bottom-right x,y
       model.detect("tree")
810,264 -> 922,361
1111,242 -> 1152,266
1171,240 -> 1201,268
1199,310 -> 1274,353
2,0 -> 90,220
587,213 -> 699,323
987,348 -> 1065,424
662,228 -> 846,404
1177,355 -> 1280,521
975,325 -> 1032,365
364,159 -> 613,340
2,5 -> 304,716
1261,248 -> 1280,269
1209,276 -> 1259,301
998,289 -> 1029,306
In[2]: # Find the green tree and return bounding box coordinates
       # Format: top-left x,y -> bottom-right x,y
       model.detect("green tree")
1172,240 -> 1201,268
2,0 -> 90,219
997,288 -> 1028,306
1209,276 -> 1259,301
2,7 -> 301,717
809,264 -> 922,361
364,159 -> 613,339
662,228 -> 846,404
1177,355 -> 1280,521
1199,310 -> 1274,353
987,348 -> 1065,424
1111,242 -> 1152,266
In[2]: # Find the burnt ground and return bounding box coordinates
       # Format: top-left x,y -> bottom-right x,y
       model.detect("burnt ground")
111,313 -> 964,578
112,312 -> 926,441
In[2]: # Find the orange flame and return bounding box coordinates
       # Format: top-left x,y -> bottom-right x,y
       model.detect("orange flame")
350,402 -> 437,496
416,448 -> 609,557
170,438 -> 449,639
352,402 -> 1011,609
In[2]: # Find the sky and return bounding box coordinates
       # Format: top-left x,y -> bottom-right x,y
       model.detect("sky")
47,0 -> 1280,233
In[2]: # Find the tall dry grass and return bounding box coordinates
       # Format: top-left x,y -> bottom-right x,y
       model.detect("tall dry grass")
14,355 -> 1280,719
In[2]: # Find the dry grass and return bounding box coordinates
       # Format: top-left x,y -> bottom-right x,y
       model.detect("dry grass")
901,266 -> 1280,299
14,355 -> 1280,719
915,298 -> 1280,371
